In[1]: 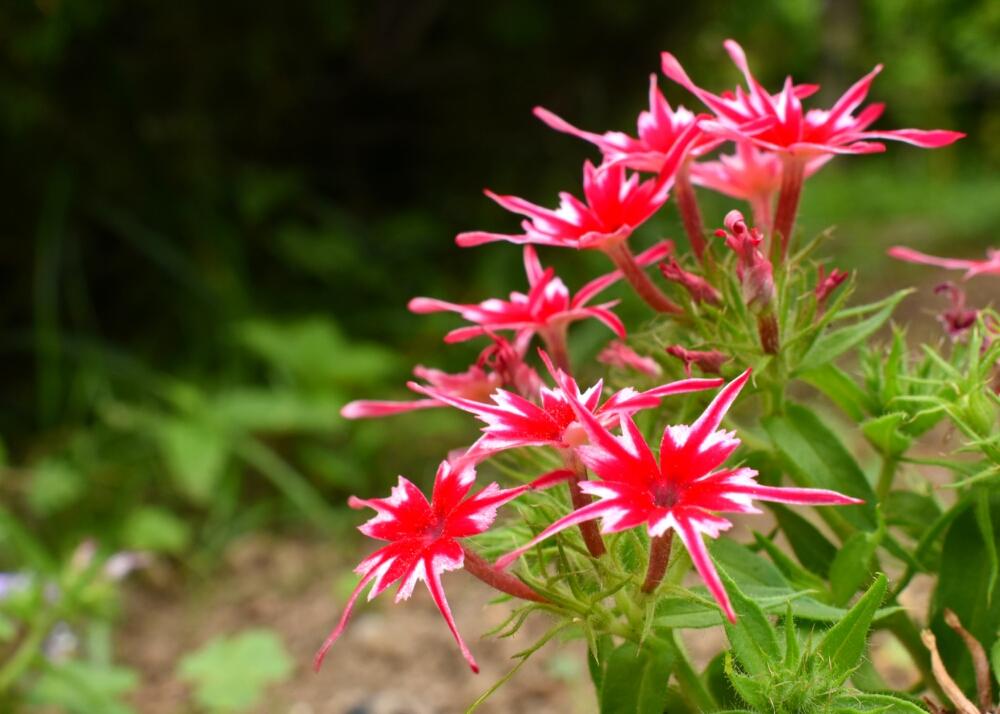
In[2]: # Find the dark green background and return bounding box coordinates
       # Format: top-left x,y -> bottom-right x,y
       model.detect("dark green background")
0,1 -> 996,549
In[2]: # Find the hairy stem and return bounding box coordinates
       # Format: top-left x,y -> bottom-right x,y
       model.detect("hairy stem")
674,161 -> 707,261
461,546 -> 548,602
757,310 -> 780,355
641,531 -> 674,593
773,154 -> 806,260
604,242 -> 683,314
563,450 -> 606,558
876,455 -> 898,501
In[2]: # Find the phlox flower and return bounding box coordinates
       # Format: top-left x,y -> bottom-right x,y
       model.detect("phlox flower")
410,352 -> 722,459
716,210 -> 775,309
689,142 -> 829,230
887,246 -> 1000,280
456,127 -> 700,251
496,369 -> 861,622
314,460 -> 569,673
534,75 -> 720,173
409,243 -> 672,345
662,39 -> 964,157
597,340 -> 662,377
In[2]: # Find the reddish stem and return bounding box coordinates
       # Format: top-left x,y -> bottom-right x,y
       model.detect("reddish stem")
564,450 -> 606,558
461,546 -> 548,602
605,243 -> 683,314
641,531 -> 674,593
750,192 -> 773,236
540,325 -> 572,374
773,155 -> 805,260
674,161 -> 707,261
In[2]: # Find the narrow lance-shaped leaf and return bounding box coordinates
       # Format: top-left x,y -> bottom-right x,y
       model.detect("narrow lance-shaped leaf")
599,641 -> 675,714
719,568 -> 781,677
813,574 -> 888,685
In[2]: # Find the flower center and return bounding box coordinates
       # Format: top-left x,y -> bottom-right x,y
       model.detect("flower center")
652,482 -> 679,508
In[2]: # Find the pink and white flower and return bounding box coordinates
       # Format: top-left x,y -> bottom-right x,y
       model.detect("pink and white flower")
662,40 -> 964,157
409,243 -> 672,345
496,369 -> 861,622
456,128 -> 700,252
314,460 -> 567,673
410,353 -> 722,458
888,246 -> 1000,280
534,75 -> 720,173
597,341 -> 662,377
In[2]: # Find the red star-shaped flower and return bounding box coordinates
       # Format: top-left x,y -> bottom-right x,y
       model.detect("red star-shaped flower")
410,352 -> 722,458
314,460 -> 568,673
455,127 -> 699,251
496,369 -> 862,622
534,75 -> 720,173
662,39 -> 964,157
409,242 -> 672,345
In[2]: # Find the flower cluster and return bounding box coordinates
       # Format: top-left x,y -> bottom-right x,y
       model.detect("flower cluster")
321,39 -> 963,676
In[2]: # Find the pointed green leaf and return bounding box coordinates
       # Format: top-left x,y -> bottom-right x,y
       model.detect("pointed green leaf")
800,364 -> 873,421
860,413 -> 913,457
795,290 -> 910,374
764,405 -> 878,534
829,692 -> 926,713
723,654 -> 769,711
599,641 -> 675,714
769,504 -> 838,577
828,531 -> 880,605
814,574 -> 887,684
718,569 -> 780,677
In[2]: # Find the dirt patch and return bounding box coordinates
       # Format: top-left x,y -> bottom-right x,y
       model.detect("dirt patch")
117,535 -> 594,714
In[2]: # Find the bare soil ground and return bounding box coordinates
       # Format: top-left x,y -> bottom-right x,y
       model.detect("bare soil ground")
118,535 -> 595,714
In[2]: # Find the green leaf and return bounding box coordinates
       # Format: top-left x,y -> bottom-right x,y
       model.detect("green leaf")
26,459 -> 85,516
931,494 -> 1000,694
723,654 -> 769,711
598,641 -> 675,714
155,417 -> 229,504
992,637 -> 1000,685
177,629 -> 293,712
769,504 -> 837,577
764,405 -> 878,534
829,692 -> 926,713
29,661 -> 137,714
210,388 -> 344,434
975,489 -> 998,604
795,290 -> 910,374
753,530 -> 829,595
800,364 -> 872,421
860,413 -> 912,457
718,569 -> 780,677
828,532 -> 880,606
813,574 -> 887,685
884,491 -> 942,541
120,507 -> 192,554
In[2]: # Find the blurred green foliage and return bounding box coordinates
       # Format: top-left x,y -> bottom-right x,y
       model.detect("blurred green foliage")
0,0 -> 996,559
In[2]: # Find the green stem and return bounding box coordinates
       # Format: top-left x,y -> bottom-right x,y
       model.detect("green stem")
670,630 -> 718,711
0,608 -> 57,694
877,455 -> 898,501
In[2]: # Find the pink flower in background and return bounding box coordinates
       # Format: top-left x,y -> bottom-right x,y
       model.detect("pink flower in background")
716,210 -> 775,308
410,243 -> 672,344
411,352 -> 722,458
495,370 -> 862,622
665,345 -> 730,376
597,341 -> 662,377
534,75 -> 720,173
341,335 -> 540,419
689,142 -> 829,229
887,246 -> 1000,280
314,460 -> 568,673
456,128 -> 700,251
662,40 -> 965,157
934,283 -> 979,340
